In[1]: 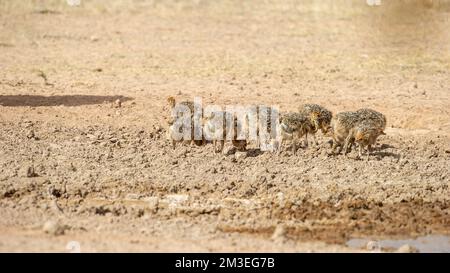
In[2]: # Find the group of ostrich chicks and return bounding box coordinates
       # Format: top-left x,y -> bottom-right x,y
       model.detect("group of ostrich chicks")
166,96 -> 387,160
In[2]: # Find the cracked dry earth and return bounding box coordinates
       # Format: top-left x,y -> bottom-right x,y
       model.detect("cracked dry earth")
0,0 -> 450,252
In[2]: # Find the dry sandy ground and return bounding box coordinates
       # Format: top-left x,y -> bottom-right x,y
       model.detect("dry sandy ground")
0,0 -> 449,252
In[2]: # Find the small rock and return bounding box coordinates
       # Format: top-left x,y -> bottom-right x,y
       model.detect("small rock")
22,120 -> 34,128
86,134 -> 96,140
132,208 -> 145,218
366,241 -> 380,251
140,228 -> 148,234
428,151 -> 438,159
153,125 -> 163,133
20,166 -> 37,178
271,225 -> 287,241
2,187 -> 16,198
235,151 -> 247,160
42,220 -> 65,236
26,130 -> 35,139
252,174 -> 267,183
396,244 -> 417,253
114,99 -> 122,108
277,192 -> 285,206
69,163 -> 77,172
105,212 -> 114,218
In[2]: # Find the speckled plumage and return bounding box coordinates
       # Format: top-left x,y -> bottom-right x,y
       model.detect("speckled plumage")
329,109 -> 386,156
299,104 -> 333,134
328,111 -> 360,154
166,96 -> 203,148
203,111 -> 247,153
278,112 -> 315,154
344,119 -> 386,159
355,108 -> 386,131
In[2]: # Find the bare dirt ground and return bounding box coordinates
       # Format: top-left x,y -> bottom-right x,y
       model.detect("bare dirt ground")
0,0 -> 449,252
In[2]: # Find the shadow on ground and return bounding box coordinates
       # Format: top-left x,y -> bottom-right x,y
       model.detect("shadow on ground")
0,95 -> 133,107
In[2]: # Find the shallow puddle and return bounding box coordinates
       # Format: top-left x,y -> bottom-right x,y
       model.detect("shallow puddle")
346,235 -> 450,253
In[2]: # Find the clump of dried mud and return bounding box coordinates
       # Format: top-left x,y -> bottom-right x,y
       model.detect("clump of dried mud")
0,119 -> 448,251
